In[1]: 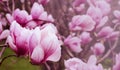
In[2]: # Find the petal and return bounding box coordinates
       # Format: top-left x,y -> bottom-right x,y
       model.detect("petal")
6,14 -> 14,24
7,36 -> 17,52
14,9 -> 29,25
39,12 -> 48,21
97,16 -> 108,28
31,2 -> 44,19
0,30 -> 10,40
113,10 -> 120,19
47,15 -> 54,22
46,46 -> 61,62
30,46 -> 44,65
29,27 -> 41,53
87,55 -> 97,65
26,21 -> 38,29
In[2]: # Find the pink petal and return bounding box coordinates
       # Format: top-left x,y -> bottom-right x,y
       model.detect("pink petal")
29,27 -> 41,53
47,15 -> 54,22
96,16 -> 108,28
87,55 -> 97,65
31,46 -> 44,64
39,12 -> 48,21
13,9 -> 29,25
98,26 -> 113,38
46,46 -> 61,62
6,14 -> 14,24
31,3 -> 44,19
0,30 -> 10,40
7,36 -> 17,52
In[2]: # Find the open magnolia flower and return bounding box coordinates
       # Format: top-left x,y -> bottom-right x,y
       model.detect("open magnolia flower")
64,35 -> 82,53
7,21 -> 61,64
29,23 -> 61,64
69,15 -> 96,31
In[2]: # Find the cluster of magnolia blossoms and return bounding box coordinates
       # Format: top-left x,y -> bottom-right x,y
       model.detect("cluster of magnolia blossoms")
64,0 -> 120,70
64,0 -> 119,55
65,55 -> 103,70
5,2 -> 61,65
6,2 -> 54,29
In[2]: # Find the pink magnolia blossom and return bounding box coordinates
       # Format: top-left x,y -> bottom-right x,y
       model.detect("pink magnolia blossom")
87,6 -> 108,29
72,0 -> 86,12
29,23 -> 61,64
72,0 -> 86,7
31,2 -> 54,22
98,26 -> 119,40
87,6 -> 103,23
98,26 -> 113,38
95,0 -> 111,16
91,43 -> 105,55
64,35 -> 82,53
113,53 -> 120,70
69,15 -> 96,31
65,55 -> 104,70
80,32 -> 92,45
7,21 -> 31,56
6,9 -> 31,26
31,2 -> 44,19
87,0 -> 111,15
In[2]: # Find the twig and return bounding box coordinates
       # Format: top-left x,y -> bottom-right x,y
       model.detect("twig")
0,55 -> 16,66
45,62 -> 51,70
12,0 -> 15,12
0,44 -> 8,48
0,47 -> 6,58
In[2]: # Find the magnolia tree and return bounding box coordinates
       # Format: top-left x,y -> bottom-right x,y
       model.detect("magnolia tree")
0,0 -> 120,70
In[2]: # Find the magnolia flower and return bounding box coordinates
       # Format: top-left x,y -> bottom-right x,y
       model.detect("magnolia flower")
113,53 -> 120,70
31,2 -> 54,22
87,0 -> 111,15
29,23 -> 61,64
72,0 -> 86,12
6,9 -> 32,26
95,0 -> 111,16
87,6 -> 103,23
80,32 -> 92,45
65,55 -> 104,70
64,35 -> 82,53
98,26 -> 119,40
91,43 -> 105,55
69,15 -> 96,31
7,21 -> 31,56
72,0 -> 86,7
